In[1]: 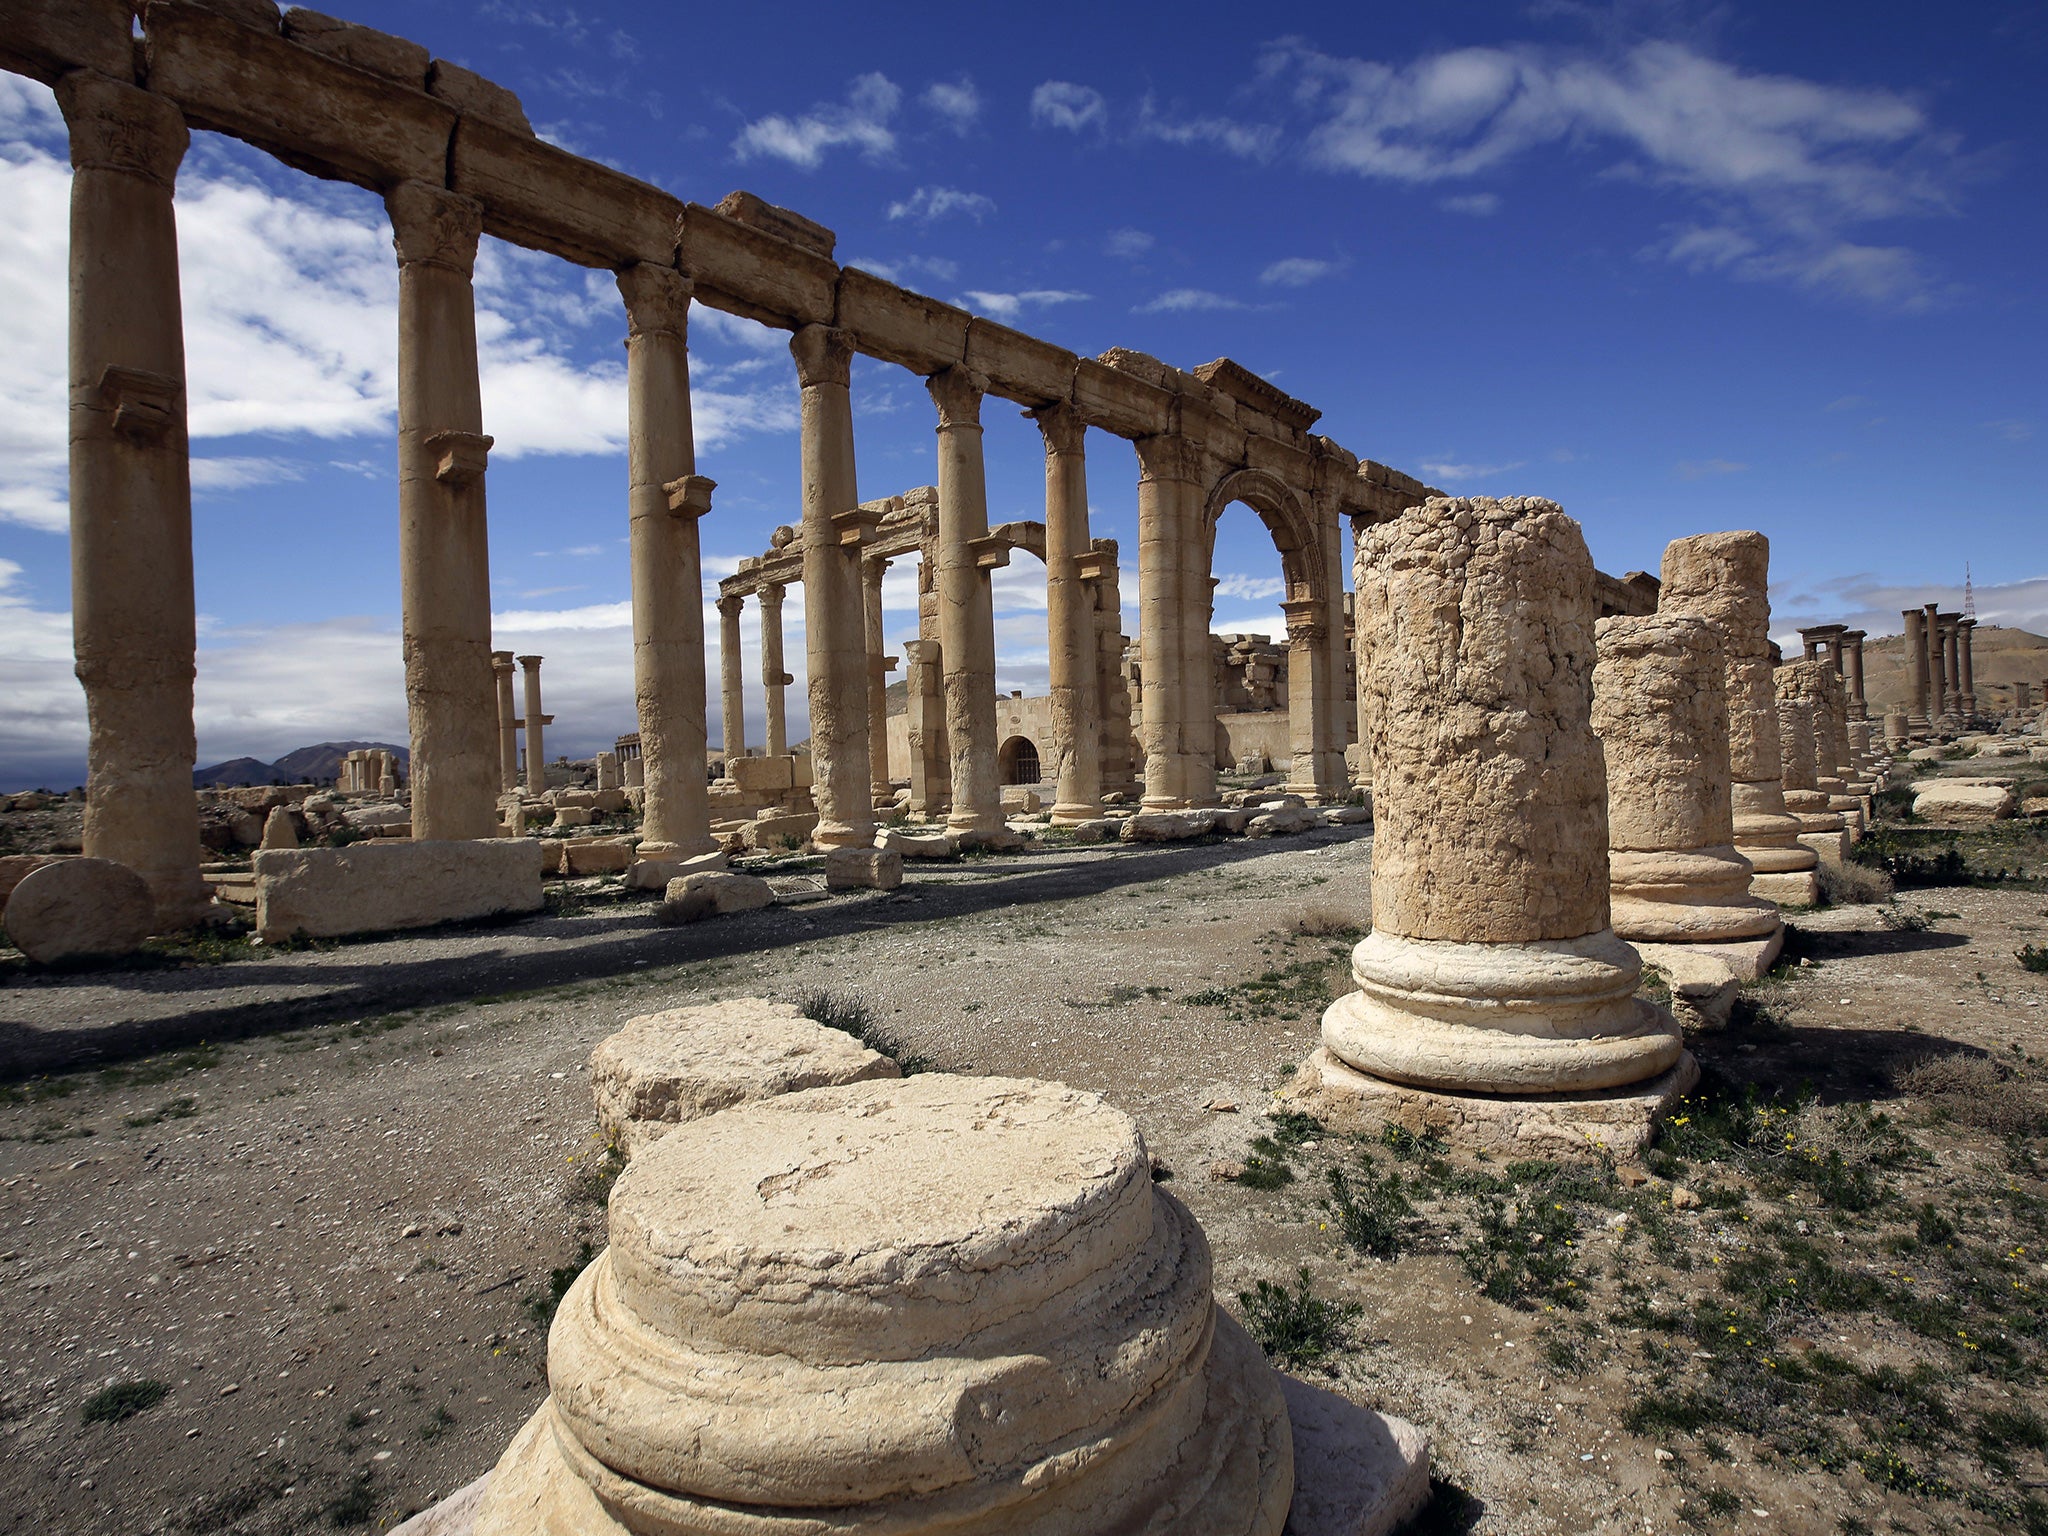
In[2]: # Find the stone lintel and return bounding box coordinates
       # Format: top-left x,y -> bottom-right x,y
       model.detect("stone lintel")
1191,356 -> 1321,433
837,268 -> 972,375
965,316 -> 1077,407
454,115 -> 681,270
711,190 -> 835,258
0,0 -> 135,85
678,201 -> 837,330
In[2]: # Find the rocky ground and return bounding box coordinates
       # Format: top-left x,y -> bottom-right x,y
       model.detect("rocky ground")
0,784 -> 2044,1535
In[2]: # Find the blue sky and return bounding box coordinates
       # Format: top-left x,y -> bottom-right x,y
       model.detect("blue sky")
0,0 -> 2042,787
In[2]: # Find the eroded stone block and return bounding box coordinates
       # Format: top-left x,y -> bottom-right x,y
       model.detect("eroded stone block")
253,839 -> 542,941
4,857 -> 155,962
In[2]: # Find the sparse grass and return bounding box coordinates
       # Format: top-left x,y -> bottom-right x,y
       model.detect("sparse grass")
794,988 -> 931,1073
82,1378 -> 167,1424
418,1405 -> 455,1442
1327,1160 -> 1412,1260
122,1096 -> 197,1128
566,1139 -> 626,1206
1235,1267 -> 1360,1368
522,1240 -> 596,1329
323,1473 -> 376,1528
2018,943 -> 2048,973
1290,906 -> 1362,939
1819,860 -> 1896,906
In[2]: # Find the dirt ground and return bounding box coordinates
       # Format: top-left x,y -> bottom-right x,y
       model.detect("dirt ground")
1,788 -> 2045,1535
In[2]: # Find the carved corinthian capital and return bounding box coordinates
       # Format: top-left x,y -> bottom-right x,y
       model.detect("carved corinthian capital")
925,365 -> 988,430
384,181 -> 484,275
1029,400 -> 1086,457
789,325 -> 854,389
1134,432 -> 1205,486
57,74 -> 188,186
617,263 -> 692,340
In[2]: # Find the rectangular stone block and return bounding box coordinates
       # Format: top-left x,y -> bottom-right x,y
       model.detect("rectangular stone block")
562,837 -> 633,876
144,0 -> 455,191
836,268 -> 970,373
962,318 -> 1077,408
678,202 -> 836,329
743,812 -> 817,850
427,56 -> 529,132
1071,356 -> 1173,439
280,8 -> 430,86
729,756 -> 796,794
253,839 -> 543,941
0,0 -> 134,83
452,116 -> 681,268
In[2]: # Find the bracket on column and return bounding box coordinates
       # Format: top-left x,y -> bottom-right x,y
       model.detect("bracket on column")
98,366 -> 181,442
831,504 -> 883,547
427,430 -> 493,487
1281,597 -> 1325,642
664,474 -> 716,518
970,534 -> 1013,571
776,671 -> 795,686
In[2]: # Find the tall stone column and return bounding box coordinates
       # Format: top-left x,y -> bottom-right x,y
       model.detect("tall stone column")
1941,617 -> 1962,715
1183,524 -> 1220,811
1774,667 -> 1845,834
1033,403 -> 1101,825
1088,542 -> 1136,800
1282,598 -> 1331,801
1133,435 -> 1199,809
716,594 -> 745,764
1594,615 -> 1779,957
1659,532 -> 1819,905
758,583 -> 790,757
493,650 -> 519,792
1844,630 -> 1867,718
791,326 -> 872,850
1309,498 -> 1687,1128
57,72 -> 208,927
1903,608 -> 1930,727
1924,603 -> 1948,718
902,638 -> 947,816
1958,618 -> 1977,714
387,180 -> 497,842
518,656 -> 548,795
862,555 -> 894,808
929,366 -> 1003,838
617,263 -> 713,856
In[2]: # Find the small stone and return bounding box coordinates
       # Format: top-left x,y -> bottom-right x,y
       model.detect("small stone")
1670,1186 -> 1702,1210
1203,1098 -> 1239,1114
401,1223 -> 421,1238
1654,1448 -> 1675,1463
1209,1159 -> 1246,1181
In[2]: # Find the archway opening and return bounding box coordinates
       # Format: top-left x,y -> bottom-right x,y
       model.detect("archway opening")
999,735 -> 1041,785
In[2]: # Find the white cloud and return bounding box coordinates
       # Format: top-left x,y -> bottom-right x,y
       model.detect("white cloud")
957,289 -> 1091,322
732,72 -> 901,169
1135,97 -> 1280,160
1214,573 -> 1287,601
1675,457 -> 1748,479
1985,418 -> 2035,442
1419,457 -> 1529,481
1135,288 -> 1248,314
190,456 -> 308,494
922,79 -> 981,134
885,185 -> 996,224
1105,227 -> 1155,258
845,253 -> 961,286
1031,81 -> 1108,133
1259,256 -> 1342,287
1439,192 -> 1500,215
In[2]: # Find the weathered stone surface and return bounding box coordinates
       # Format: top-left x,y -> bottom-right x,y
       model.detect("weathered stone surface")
473,1075 -> 1298,1535
258,806 -> 299,849
1247,805 -> 1318,838
1121,809 -> 1217,841
3,858 -> 155,963
253,840 -> 543,941
1913,780 -> 2016,823
0,854 -> 62,916
659,871 -> 773,922
560,838 -> 633,876
878,828 -> 956,859
1635,944 -> 1740,1032
743,811 -> 817,850
387,1474 -> 490,1536
551,806 -> 592,829
344,805 -> 410,829
589,998 -> 900,1156
624,849 -> 725,891
824,846 -> 903,891
1279,1375 -> 1432,1536
1320,805 -> 1373,826
279,8 -> 430,84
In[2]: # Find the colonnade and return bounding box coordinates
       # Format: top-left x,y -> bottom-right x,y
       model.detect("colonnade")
1899,605 -> 1978,731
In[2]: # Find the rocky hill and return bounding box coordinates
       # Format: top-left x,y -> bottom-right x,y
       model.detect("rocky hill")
193,741 -> 409,788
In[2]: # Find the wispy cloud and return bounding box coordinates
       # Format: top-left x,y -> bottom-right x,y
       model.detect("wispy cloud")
846,253 -> 961,286
1986,418 -> 2036,443
1135,96 -> 1280,160
1676,457 -> 1748,479
885,185 -> 996,224
1214,572 -> 1287,601
190,456 -> 307,494
1439,192 -> 1500,215
1105,227 -> 1155,259
1259,256 -> 1343,287
957,289 -> 1091,322
921,78 -> 980,134
732,72 -> 900,169
1419,457 -> 1528,481
1825,394 -> 1876,413
1030,81 -> 1107,133
1135,287 -> 1249,314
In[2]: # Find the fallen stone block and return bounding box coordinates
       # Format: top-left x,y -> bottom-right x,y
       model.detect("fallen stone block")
1209,807 -> 1251,835
950,825 -> 1027,852
343,804 -> 410,829
551,789 -> 600,809
590,997 -> 901,1156
1280,1373 -> 1432,1536
877,828 -> 955,859
1912,780 -> 2016,824
254,839 -> 543,942
1247,805 -> 1319,838
1244,792 -> 1307,812
552,805 -> 593,829
591,789 -> 629,814
4,857 -> 155,963
1321,805 -> 1374,826
825,846 -> 903,891
561,838 -> 633,876
1064,818 -> 1120,843
1907,745 -> 1949,762
1000,787 -> 1043,813
624,849 -> 726,890
660,870 -> 774,923
0,853 -> 62,918
259,806 -> 299,849
743,811 -> 817,851
1635,944 -> 1741,1032
1121,809 -> 1217,842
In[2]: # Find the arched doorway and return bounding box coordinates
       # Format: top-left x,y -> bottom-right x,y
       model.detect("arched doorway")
999,735 -> 1042,785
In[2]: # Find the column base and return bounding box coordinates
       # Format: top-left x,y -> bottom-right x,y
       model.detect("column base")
1750,868 -> 1820,905
1048,801 -> 1104,827
809,821 -> 876,852
1609,846 -> 1781,944
1320,930 -> 1685,1096
1286,1044 -> 1698,1160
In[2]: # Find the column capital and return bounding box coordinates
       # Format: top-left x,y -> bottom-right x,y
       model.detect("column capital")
1281,596 -> 1325,640
1134,432 -> 1205,486
790,324 -> 854,389
57,74 -> 188,186
1028,399 -> 1086,456
926,365 -> 989,430
617,263 -> 693,340
758,581 -> 786,609
385,181 -> 484,275
492,650 -> 515,669
662,473 -> 715,518
862,552 -> 892,581
716,593 -> 745,619
518,653 -> 543,669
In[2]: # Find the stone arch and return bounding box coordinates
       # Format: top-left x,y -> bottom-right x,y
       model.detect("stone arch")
998,734 -> 1043,785
1202,467 -> 1323,603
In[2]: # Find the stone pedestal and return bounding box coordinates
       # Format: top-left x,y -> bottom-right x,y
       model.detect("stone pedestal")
1312,498 -> 1687,1147
1659,533 -> 1818,906
473,1075 -> 1304,1535
59,73 -> 210,928
1592,613 -> 1779,954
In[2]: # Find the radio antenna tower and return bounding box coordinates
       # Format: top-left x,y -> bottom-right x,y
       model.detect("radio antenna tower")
1964,563 -> 1976,619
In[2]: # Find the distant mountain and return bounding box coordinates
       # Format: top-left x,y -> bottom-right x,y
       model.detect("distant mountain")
193,741 -> 409,788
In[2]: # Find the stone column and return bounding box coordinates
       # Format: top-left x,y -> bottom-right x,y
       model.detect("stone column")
1089,542 -> 1136,800
790,326 -> 872,850
1774,668 -> 1845,834
1659,532 -> 1819,905
1033,403 -> 1102,825
1925,603 -> 1948,718
1594,614 -> 1779,957
758,583 -> 790,757
716,594 -> 745,764
1941,617 -> 1961,715
929,366 -> 1003,839
493,651 -> 519,792
902,638 -> 948,816
1844,630 -> 1868,718
1134,435 -> 1200,809
862,555 -> 894,808
57,73 -> 209,927
1904,608 -> 1930,727
518,655 -> 547,795
1309,498 -> 1686,1124
618,263 -> 713,856
1282,597 -> 1331,801
1957,617 -> 1977,714
386,181 -> 498,842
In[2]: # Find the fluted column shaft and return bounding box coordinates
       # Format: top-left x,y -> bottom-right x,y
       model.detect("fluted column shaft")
791,326 -> 872,849
617,264 -> 712,854
759,584 -> 789,757
1134,435 -> 1200,809
387,180 -> 497,841
57,73 -> 208,925
863,556 -> 893,805
493,651 -> 519,792
930,366 -> 1003,836
716,595 -> 745,763
518,656 -> 546,794
1033,403 -> 1101,824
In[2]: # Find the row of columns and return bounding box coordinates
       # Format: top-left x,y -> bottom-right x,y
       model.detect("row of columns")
490,652 -> 550,796
1795,624 -> 1868,718
1902,604 -> 1976,727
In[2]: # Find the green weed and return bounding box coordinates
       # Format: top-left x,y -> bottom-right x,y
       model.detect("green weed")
1236,1267 -> 1360,1368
